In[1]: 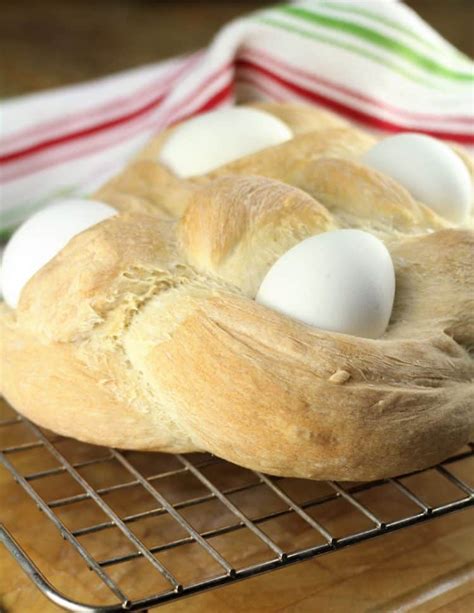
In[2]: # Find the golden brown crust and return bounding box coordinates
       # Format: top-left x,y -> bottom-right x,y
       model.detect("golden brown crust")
96,107 -> 376,219
1,103 -> 473,480
179,175 -> 335,295
17,213 -> 179,342
95,160 -> 195,218
0,305 -> 195,451
140,293 -> 472,480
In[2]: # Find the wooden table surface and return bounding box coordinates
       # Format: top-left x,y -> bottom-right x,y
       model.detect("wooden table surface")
2,507 -> 474,613
1,393 -> 473,613
1,2 -> 473,611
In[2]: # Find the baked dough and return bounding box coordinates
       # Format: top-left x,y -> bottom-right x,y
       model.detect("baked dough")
1,103 -> 473,480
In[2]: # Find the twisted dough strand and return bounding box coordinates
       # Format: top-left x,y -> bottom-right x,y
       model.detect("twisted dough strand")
1,104 -> 472,479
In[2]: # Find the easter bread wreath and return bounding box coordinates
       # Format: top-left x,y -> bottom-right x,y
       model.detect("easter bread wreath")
1,103 -> 473,480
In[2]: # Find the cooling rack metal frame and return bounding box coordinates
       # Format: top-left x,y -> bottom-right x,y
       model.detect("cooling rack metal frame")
1,410 -> 473,613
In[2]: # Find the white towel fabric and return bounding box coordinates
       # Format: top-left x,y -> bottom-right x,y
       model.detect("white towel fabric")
1,0 -> 473,237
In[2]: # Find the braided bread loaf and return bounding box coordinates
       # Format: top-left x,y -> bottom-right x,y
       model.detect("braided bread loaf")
1,104 -> 473,480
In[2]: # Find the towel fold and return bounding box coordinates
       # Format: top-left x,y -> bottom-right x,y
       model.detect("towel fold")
1,0 -> 473,237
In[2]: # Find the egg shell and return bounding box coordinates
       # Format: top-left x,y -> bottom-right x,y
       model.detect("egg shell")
1,199 -> 116,309
256,229 -> 396,339
159,107 -> 293,177
362,133 -> 472,223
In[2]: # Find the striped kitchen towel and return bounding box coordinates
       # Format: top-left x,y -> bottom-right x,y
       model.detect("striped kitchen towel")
1,0 -> 473,238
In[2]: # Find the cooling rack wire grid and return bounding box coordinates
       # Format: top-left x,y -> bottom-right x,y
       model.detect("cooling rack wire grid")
0,398 -> 473,612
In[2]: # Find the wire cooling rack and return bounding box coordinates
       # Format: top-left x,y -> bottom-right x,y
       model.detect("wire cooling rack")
1,397 -> 473,613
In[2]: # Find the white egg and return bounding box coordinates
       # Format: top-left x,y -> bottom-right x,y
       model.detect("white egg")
159,107 -> 292,177
362,133 -> 472,223
256,229 -> 395,339
1,199 -> 116,309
